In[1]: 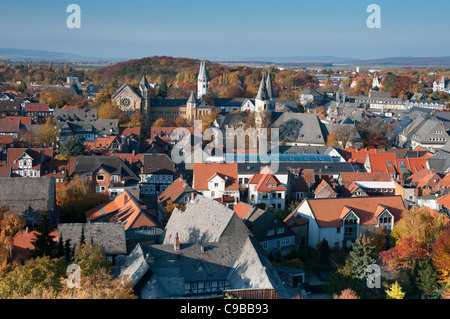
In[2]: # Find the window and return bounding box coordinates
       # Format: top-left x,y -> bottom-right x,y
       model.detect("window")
214,183 -> 218,187
111,175 -> 118,183
95,186 -> 106,193
96,174 -> 105,181
277,227 -> 284,234
267,229 -> 274,236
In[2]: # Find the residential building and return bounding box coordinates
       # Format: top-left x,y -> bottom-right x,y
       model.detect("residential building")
285,195 -> 406,248
193,163 -> 239,201
71,155 -> 140,197
117,195 -> 290,299
85,190 -> 163,249
54,108 -> 119,143
157,175 -> 196,222
24,103 -> 53,123
243,208 -> 295,257
139,154 -> 175,199
7,147 -> 53,178
247,166 -> 287,210
0,118 -> 21,138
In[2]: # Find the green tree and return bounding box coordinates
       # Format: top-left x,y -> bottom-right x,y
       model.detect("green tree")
349,234 -> 377,280
73,242 -> 111,277
30,211 -> 57,258
0,256 -> 66,298
155,81 -> 168,98
59,136 -> 84,157
17,81 -> 27,92
413,258 -> 438,298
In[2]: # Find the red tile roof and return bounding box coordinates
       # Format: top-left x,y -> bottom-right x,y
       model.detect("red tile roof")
193,163 -> 239,191
25,103 -> 49,112
4,116 -> 32,125
249,167 -> 286,193
289,196 -> 406,228
232,202 -> 253,219
158,175 -> 192,204
0,118 -> 21,133
12,228 -> 58,261
85,190 -> 161,231
7,147 -> 53,170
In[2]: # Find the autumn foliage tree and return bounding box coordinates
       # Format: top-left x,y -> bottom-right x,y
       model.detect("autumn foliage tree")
0,207 -> 25,270
333,288 -> 360,299
379,235 -> 430,272
390,207 -> 449,246
431,226 -> 450,285
56,175 -> 99,223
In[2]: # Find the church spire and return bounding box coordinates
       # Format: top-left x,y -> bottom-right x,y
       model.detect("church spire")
256,72 -> 269,101
266,69 -> 274,100
198,60 -> 208,80
139,75 -> 149,88
197,59 -> 208,99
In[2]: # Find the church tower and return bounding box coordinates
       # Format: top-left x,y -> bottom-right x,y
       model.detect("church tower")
186,91 -> 198,120
266,69 -> 274,100
197,60 -> 208,99
139,75 -> 151,130
255,73 -> 271,129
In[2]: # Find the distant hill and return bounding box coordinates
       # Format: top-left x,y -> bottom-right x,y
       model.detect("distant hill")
217,55 -> 450,67
216,55 -> 358,63
91,56 -> 234,85
0,48 -> 121,63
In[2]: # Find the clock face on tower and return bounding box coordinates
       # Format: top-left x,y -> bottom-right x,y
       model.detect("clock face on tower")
121,98 -> 131,109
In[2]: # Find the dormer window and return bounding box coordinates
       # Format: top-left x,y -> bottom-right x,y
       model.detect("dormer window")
343,211 -> 359,241
378,210 -> 393,231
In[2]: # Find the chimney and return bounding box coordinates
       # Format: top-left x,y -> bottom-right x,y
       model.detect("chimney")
132,150 -> 135,156
174,232 -> 180,251
191,192 -> 196,202
200,244 -> 205,254
25,227 -> 29,234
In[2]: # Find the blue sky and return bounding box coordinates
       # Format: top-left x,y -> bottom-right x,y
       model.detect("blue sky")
2,0 -> 450,60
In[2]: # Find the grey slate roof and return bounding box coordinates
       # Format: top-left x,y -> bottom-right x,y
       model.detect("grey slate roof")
271,112 -> 326,145
161,195 -> 251,245
118,195 -> 291,299
73,156 -> 140,185
55,108 -> 119,136
214,98 -> 253,108
243,209 -> 295,243
427,150 -> 450,173
0,177 -> 56,223
58,222 -> 127,255
141,153 -> 175,175
187,91 -> 196,104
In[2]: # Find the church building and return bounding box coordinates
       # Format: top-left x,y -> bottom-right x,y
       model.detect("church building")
111,60 -> 212,129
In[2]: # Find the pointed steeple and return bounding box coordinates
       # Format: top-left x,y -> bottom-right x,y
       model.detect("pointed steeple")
198,60 -> 208,80
187,91 -> 197,104
197,59 -> 208,99
140,75 -> 149,86
256,73 -> 269,101
266,69 -> 274,100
